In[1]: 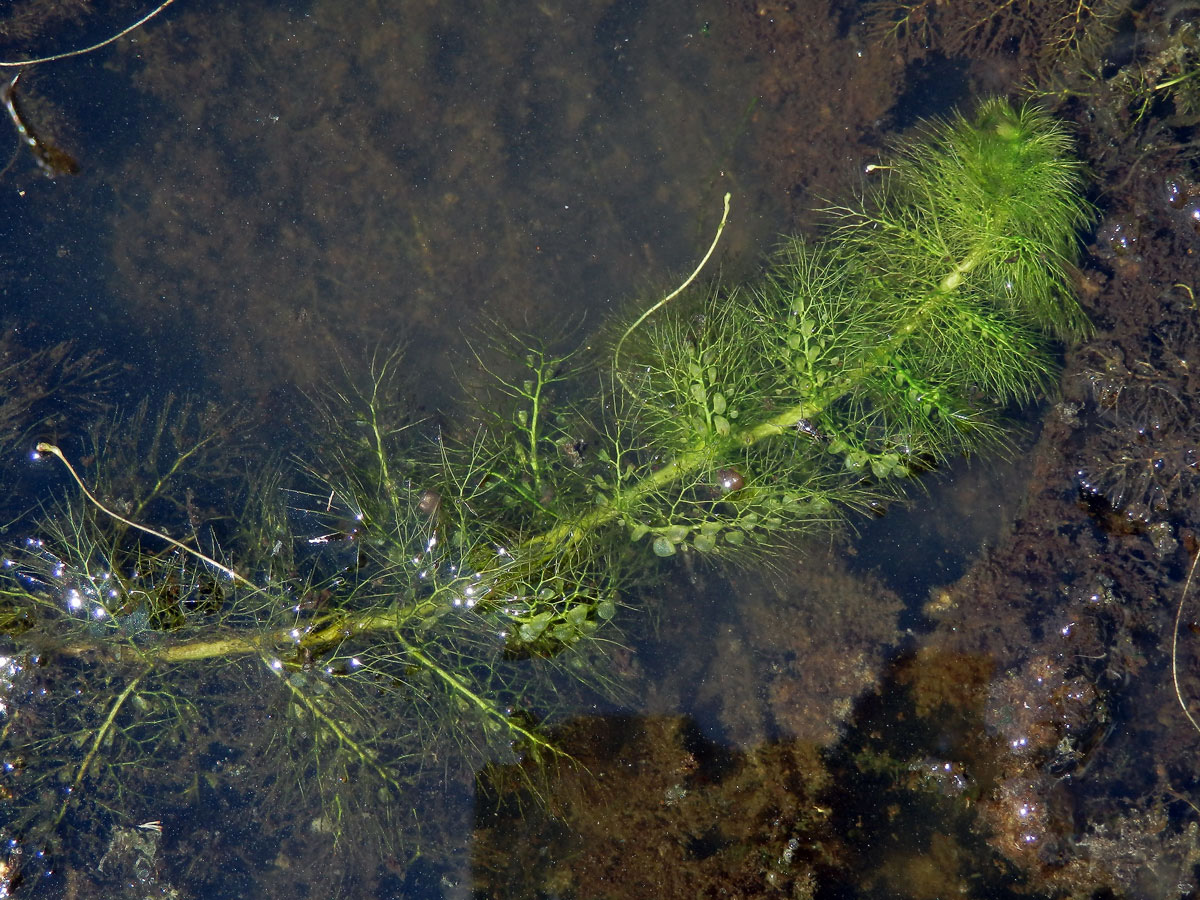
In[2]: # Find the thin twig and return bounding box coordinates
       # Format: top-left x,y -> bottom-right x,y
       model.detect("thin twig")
1172,541 -> 1200,735
36,442 -> 257,590
613,193 -> 732,397
0,0 -> 179,68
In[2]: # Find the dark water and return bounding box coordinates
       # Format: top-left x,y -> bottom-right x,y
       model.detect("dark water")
1,2 -> 1194,899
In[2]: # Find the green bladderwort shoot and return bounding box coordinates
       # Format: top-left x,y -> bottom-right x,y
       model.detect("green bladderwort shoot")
0,99 -> 1091,859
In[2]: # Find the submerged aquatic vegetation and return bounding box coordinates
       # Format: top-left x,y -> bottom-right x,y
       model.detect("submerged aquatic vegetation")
0,98 -> 1090,888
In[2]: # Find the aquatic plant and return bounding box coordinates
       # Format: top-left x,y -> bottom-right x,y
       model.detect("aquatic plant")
0,98 -> 1090,881
866,0 -> 1126,74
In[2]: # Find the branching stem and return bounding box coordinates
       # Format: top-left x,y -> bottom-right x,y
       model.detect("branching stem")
402,642 -> 561,758
78,228 -> 1007,661
56,671 -> 145,824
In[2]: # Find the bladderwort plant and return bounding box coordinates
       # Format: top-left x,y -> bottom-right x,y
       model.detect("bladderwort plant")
0,99 -> 1091,875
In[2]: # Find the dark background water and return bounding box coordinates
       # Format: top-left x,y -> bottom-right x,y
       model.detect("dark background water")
0,0 -> 771,409
2,1 -> 1199,898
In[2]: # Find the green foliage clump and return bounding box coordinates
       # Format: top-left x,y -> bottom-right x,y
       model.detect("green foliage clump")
0,99 -> 1090,878
609,100 -> 1089,561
